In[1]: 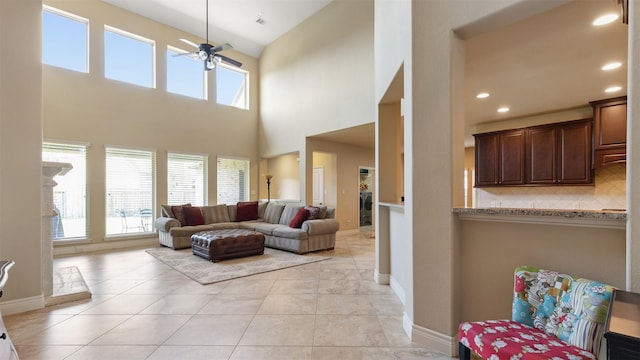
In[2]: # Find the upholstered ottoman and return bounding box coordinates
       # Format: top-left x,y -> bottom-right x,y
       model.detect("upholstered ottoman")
191,229 -> 265,262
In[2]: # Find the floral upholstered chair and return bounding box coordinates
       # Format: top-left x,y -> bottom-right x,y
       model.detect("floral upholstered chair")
458,266 -> 614,360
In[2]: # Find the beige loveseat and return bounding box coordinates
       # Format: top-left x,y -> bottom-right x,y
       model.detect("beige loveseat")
154,202 -> 339,254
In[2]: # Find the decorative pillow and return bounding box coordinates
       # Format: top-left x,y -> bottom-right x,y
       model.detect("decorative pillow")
183,206 -> 205,226
236,201 -> 258,221
171,204 -> 192,226
279,204 -> 304,225
162,203 -> 191,218
264,203 -> 285,224
289,208 -> 309,228
200,204 -> 230,224
304,206 -> 321,220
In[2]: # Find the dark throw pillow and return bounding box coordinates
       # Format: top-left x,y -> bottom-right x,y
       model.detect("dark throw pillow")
171,204 -> 192,226
236,201 -> 259,222
183,206 -> 205,226
304,206 -> 321,220
289,208 -> 310,228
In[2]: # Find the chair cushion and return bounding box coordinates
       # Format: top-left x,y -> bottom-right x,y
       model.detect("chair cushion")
458,319 -> 597,360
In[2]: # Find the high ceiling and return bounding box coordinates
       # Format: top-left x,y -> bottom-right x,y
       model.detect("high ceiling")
101,0 -> 334,58
101,0 -> 628,149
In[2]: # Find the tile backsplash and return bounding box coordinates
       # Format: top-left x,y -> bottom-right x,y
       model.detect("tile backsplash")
475,163 -> 626,210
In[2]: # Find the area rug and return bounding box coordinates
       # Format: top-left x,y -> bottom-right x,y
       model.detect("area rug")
145,247 -> 330,285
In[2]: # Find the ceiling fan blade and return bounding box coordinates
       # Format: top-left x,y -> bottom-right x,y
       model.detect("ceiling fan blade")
212,43 -> 233,53
216,54 -> 242,68
179,38 -> 200,49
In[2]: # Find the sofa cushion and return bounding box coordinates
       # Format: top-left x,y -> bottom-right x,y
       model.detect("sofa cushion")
317,205 -> 328,219
324,207 -> 335,219
183,206 -> 205,226
264,203 -> 285,224
161,203 -> 191,218
279,204 -> 304,225
200,204 -> 230,224
227,204 -> 237,222
171,204 -> 192,226
289,208 -> 309,228
169,224 -> 214,236
304,206 -> 321,220
254,223 -> 281,236
273,226 -> 309,240
237,201 -> 258,221
258,201 -> 268,219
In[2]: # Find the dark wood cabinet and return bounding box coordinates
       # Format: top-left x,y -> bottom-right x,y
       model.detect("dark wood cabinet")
474,130 -> 524,186
557,119 -> 592,184
591,96 -> 627,168
476,119 -> 593,187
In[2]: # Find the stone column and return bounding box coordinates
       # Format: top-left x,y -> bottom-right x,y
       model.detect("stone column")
41,162 -> 72,299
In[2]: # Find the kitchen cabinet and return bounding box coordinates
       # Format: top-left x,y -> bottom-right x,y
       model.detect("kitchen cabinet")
476,119 -> 592,187
474,130 -> 524,186
591,96 -> 627,168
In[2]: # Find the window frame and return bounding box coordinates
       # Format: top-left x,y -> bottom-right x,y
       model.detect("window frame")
105,146 -> 156,237
167,152 -> 208,206
104,25 -> 156,88
42,5 -> 90,73
216,62 -> 249,110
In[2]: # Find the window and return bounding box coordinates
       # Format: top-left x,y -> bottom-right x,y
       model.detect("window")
42,7 -> 88,72
216,64 -> 248,109
106,147 -> 155,235
168,153 -> 207,206
167,47 -> 206,100
104,26 -> 155,88
217,157 -> 250,204
42,142 -> 88,239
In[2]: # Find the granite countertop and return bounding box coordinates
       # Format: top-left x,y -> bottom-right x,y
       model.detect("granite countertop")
453,207 -> 627,221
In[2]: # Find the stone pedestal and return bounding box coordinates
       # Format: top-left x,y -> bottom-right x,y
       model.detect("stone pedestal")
42,162 -> 91,306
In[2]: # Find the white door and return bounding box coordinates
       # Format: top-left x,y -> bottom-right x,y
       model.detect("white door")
312,166 -> 324,206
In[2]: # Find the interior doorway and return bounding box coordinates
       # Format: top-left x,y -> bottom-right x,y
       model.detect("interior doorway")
312,166 -> 325,206
359,167 -> 375,227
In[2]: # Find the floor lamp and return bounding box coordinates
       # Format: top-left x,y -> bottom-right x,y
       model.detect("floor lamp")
265,174 -> 272,202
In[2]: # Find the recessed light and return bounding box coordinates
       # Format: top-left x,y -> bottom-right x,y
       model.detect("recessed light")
605,86 -> 622,93
476,92 -> 490,99
593,13 -> 619,26
497,107 -> 510,113
602,62 -> 622,71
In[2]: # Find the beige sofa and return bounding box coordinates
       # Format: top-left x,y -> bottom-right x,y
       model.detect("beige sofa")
154,202 -> 339,254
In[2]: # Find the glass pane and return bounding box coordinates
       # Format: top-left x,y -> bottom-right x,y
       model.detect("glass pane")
43,143 -> 88,239
216,65 -> 248,109
42,8 -> 88,72
167,49 -> 206,99
104,28 -> 154,88
106,147 -> 155,235
168,153 -> 207,205
217,157 -> 249,204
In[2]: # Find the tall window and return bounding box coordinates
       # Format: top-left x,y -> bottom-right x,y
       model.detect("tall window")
167,47 -> 206,100
168,153 -> 207,206
217,157 -> 249,204
216,64 -> 248,109
106,147 -> 155,235
104,26 -> 155,88
42,142 -> 88,239
42,6 -> 88,72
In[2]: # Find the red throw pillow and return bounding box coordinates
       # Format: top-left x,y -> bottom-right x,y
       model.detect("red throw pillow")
236,201 -> 258,221
289,208 -> 309,228
171,204 -> 192,226
183,206 -> 205,226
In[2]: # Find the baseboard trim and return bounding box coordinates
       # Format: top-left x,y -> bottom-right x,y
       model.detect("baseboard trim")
389,275 -> 406,305
54,237 -> 158,256
0,295 -> 45,315
404,316 -> 456,356
374,269 -> 390,285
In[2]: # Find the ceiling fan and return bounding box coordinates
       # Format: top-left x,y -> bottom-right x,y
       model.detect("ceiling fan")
176,0 -> 242,71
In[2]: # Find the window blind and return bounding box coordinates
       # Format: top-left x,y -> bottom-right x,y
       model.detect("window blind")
106,147 -> 155,235
217,157 -> 249,205
43,142 -> 88,239
168,152 -> 207,206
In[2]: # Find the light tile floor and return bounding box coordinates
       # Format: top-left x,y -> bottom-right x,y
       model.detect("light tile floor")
5,229 -> 457,360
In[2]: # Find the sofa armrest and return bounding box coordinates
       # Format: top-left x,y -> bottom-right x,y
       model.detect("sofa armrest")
154,217 -> 181,232
302,218 -> 340,235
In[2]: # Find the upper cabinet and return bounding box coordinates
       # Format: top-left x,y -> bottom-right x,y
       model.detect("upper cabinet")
475,119 -> 593,187
590,96 -> 627,169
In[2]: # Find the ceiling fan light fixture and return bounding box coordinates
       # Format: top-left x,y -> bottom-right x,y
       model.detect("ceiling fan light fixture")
206,59 -> 215,70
